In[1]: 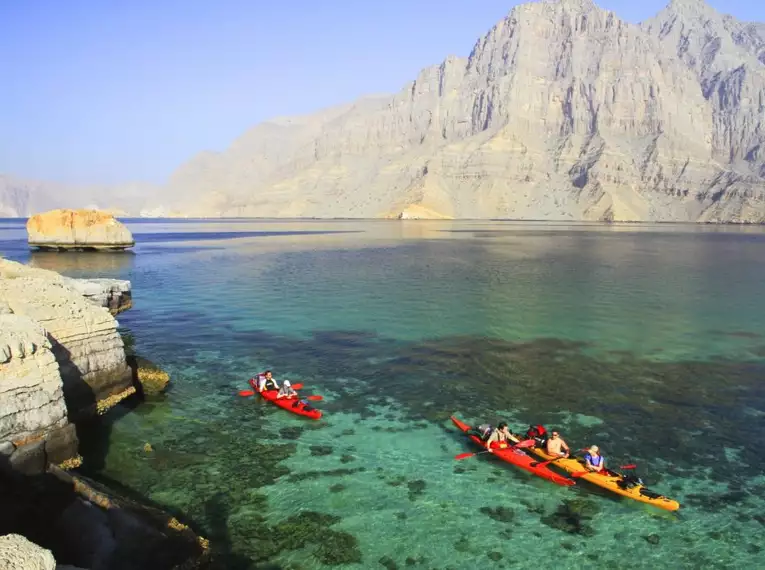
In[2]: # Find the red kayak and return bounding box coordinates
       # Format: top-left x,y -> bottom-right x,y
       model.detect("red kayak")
248,379 -> 322,420
451,416 -> 574,487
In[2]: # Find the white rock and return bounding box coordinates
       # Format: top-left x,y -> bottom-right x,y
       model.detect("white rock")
0,534 -> 56,570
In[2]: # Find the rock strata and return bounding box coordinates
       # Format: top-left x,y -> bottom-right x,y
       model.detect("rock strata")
27,209 -> 134,251
1,259 -> 131,316
0,259 -> 133,423
153,0 -> 765,222
0,314 -> 79,475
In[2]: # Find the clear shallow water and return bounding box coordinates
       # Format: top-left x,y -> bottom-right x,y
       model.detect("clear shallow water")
2,219 -> 765,569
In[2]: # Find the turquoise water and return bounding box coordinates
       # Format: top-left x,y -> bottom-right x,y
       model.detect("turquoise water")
2,219 -> 765,569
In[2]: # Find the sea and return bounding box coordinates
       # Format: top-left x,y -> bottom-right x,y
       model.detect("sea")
1,218 -> 764,569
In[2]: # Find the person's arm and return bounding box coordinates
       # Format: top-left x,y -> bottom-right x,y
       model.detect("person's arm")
561,438 -> 570,457
486,432 -> 497,453
584,454 -> 595,471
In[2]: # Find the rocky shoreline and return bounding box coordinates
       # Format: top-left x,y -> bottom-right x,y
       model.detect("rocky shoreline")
0,257 -> 209,569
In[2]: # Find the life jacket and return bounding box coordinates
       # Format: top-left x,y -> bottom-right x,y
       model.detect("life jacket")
256,372 -> 278,391
526,424 -> 547,444
585,452 -> 604,468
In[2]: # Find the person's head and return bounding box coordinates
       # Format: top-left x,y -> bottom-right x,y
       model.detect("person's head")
588,445 -> 599,455
265,370 -> 272,379
283,380 -> 291,388
550,430 -> 560,439
498,422 -> 508,431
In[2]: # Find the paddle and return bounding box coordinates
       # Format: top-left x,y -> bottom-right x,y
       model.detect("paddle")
454,439 -> 535,460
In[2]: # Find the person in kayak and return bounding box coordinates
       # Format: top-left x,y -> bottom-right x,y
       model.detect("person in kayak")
545,430 -> 570,458
525,424 -> 548,447
276,379 -> 298,399
584,445 -> 605,472
257,370 -> 279,392
486,422 -> 513,452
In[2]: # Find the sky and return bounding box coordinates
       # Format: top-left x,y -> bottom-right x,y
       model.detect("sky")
1,0 -> 763,185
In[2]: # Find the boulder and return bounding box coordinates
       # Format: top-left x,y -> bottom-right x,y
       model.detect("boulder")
27,209 -> 134,251
0,534 -> 56,570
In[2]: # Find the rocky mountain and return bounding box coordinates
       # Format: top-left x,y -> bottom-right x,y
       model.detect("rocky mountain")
3,0 -> 765,221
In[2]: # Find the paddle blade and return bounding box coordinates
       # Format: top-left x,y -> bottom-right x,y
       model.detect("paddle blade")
454,452 -> 476,460
619,464 -> 637,470
238,390 -> 255,397
305,395 -> 323,401
513,439 -> 536,449
291,383 -> 304,391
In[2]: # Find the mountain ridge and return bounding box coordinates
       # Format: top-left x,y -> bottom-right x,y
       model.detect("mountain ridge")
3,0 -> 765,222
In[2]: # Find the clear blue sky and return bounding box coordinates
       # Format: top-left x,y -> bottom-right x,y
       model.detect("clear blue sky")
1,0 -> 762,184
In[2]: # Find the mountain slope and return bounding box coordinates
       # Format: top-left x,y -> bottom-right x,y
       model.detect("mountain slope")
3,0 -> 765,222
158,0 -> 765,221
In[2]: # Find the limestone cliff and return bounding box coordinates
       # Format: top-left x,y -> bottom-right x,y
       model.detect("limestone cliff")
0,314 -> 78,474
159,0 -> 765,222
0,259 -> 134,422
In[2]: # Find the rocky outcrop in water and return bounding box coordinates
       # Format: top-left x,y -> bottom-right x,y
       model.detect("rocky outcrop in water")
0,259 -> 134,423
0,314 -> 79,475
27,209 -> 135,251
0,467 -> 209,570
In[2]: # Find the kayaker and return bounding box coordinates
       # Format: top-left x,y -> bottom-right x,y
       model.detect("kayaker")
584,445 -> 605,472
486,422 -> 512,452
525,424 -> 548,447
276,380 -> 298,399
257,370 -> 279,392
545,430 -> 570,458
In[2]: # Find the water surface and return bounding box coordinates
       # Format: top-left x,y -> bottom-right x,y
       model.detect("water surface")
2,219 -> 764,569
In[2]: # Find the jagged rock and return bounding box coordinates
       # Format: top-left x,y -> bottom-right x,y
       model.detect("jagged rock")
0,261 -> 133,422
156,0 -> 765,222
0,314 -> 78,474
27,209 -> 134,251
2,0 -> 764,222
0,534 -> 56,570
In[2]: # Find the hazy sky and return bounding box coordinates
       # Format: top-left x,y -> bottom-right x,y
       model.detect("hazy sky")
1,0 -> 763,185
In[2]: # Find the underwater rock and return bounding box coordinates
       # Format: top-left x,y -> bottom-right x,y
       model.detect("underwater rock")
0,534 -> 56,570
407,479 -> 426,501
479,506 -> 515,523
379,555 -> 399,570
487,551 -> 503,561
329,483 -> 346,493
339,454 -> 355,463
540,499 -> 599,537
26,209 -> 134,251
309,445 -> 333,456
0,466 -> 208,570
127,355 -> 170,396
286,467 -> 365,483
644,534 -> 660,545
